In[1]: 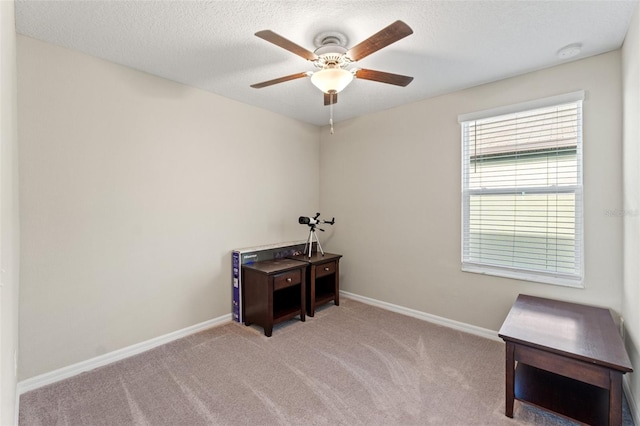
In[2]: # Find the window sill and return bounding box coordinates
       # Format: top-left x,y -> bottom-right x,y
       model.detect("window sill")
462,264 -> 584,288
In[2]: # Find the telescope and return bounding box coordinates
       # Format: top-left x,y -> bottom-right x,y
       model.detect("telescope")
298,212 -> 335,257
298,212 -> 335,227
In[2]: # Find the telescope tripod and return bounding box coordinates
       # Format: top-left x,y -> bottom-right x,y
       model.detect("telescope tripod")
304,225 -> 325,258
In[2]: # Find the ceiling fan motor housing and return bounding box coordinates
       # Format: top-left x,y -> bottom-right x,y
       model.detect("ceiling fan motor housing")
313,32 -> 351,69
314,45 -> 351,69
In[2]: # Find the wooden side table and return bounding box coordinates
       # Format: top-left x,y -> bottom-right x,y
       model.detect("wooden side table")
499,294 -> 633,425
242,258 -> 307,337
288,252 -> 342,317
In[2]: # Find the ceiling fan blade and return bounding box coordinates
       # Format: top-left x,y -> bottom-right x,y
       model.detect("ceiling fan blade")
255,30 -> 318,61
324,92 -> 338,106
250,72 -> 309,88
355,69 -> 414,86
347,20 -> 413,62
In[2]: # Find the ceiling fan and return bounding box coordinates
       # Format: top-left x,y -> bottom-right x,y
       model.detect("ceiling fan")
250,20 -> 414,106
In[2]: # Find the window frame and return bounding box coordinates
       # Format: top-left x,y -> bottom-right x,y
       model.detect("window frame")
459,91 -> 585,288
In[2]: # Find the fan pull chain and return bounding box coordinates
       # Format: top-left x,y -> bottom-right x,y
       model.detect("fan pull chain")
329,92 -> 335,135
330,105 -> 334,134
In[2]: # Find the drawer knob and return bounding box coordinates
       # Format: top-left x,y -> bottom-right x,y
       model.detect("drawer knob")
324,267 -> 330,271
286,278 -> 292,282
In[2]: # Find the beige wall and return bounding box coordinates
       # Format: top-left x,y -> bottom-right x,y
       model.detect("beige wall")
321,51 -> 623,332
623,2 -> 640,418
16,18 -> 636,416
17,35 -> 320,380
0,0 -> 20,423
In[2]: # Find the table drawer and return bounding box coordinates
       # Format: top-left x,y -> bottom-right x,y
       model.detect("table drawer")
515,344 -> 610,389
273,270 -> 301,291
316,261 -> 336,278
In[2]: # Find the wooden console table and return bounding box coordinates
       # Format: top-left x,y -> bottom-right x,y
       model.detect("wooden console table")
499,294 -> 633,425
242,258 -> 307,337
288,252 -> 342,317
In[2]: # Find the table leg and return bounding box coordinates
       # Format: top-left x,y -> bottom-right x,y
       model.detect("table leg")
505,342 -> 515,418
309,266 -> 316,317
334,261 -> 340,306
300,276 -> 306,322
609,370 -> 623,426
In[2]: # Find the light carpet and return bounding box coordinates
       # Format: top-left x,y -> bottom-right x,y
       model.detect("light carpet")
19,298 -> 633,425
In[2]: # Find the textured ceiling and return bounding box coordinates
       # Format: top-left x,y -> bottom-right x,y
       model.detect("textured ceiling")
15,0 -> 639,126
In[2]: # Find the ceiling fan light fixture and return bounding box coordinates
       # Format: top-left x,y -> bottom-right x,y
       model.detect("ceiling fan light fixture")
310,68 -> 353,94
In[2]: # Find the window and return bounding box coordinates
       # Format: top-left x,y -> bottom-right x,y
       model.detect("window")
459,92 -> 584,287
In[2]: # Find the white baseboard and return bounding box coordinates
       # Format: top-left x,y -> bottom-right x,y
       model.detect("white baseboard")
16,293 -> 498,398
17,314 -> 232,395
340,291 -> 501,342
341,291 -> 640,422
16,293 -> 638,425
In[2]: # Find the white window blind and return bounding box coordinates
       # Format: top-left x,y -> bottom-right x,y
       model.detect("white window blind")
460,94 -> 583,287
